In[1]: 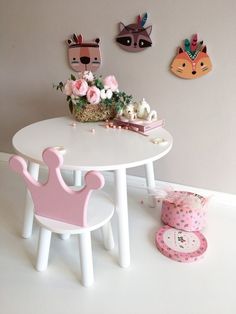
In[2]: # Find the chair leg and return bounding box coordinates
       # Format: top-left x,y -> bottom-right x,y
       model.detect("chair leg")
79,231 -> 94,287
102,222 -> 114,250
36,227 -> 52,272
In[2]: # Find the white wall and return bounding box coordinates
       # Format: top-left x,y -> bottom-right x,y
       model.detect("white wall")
1,0 -> 236,193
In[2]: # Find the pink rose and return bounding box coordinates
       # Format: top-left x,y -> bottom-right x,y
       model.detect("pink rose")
63,80 -> 73,96
86,86 -> 101,105
72,79 -> 88,96
103,75 -> 118,92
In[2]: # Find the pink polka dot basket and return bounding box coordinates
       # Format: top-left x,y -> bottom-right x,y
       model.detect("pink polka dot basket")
161,191 -> 208,232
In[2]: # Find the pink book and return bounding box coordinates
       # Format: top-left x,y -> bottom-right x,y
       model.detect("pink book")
113,118 -> 164,133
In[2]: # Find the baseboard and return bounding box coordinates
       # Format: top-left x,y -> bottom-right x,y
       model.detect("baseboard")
0,152 -> 11,162
1,152 -> 235,206
103,170 -> 236,207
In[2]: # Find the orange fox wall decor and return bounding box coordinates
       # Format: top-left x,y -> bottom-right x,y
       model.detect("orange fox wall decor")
116,13 -> 152,52
67,34 -> 101,72
170,34 -> 212,79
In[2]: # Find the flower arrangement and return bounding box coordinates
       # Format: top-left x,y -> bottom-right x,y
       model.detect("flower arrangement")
55,71 -> 132,121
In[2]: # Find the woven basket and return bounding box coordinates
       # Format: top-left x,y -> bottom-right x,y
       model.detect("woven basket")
72,104 -> 116,122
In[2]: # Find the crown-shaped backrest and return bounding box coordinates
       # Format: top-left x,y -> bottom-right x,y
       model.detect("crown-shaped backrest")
9,147 -> 105,227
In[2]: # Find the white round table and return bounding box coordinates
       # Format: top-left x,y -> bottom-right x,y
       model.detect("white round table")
12,116 -> 173,267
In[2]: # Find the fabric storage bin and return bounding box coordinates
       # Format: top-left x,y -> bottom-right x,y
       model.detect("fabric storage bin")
161,191 -> 208,231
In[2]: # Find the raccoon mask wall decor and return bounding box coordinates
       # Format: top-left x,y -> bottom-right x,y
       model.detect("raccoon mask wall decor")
67,34 -> 101,72
170,34 -> 212,79
116,13 -> 152,52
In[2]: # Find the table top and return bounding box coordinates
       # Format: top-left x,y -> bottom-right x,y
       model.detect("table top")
12,116 -> 173,171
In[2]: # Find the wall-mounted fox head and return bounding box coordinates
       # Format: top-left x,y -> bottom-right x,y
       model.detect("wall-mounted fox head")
170,34 -> 212,79
116,13 -> 152,52
67,34 -> 101,72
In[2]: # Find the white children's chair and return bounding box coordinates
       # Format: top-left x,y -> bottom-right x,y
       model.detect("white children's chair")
9,147 -> 114,287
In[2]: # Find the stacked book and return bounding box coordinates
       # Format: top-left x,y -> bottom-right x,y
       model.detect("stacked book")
113,118 -> 165,134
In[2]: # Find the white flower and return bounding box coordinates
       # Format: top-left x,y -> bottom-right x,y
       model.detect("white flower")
100,88 -> 113,100
71,94 -> 78,105
100,89 -> 107,100
82,71 -> 94,82
106,89 -> 113,99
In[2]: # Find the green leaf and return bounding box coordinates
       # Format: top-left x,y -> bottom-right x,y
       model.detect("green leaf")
75,97 -> 87,109
53,81 -> 64,92
94,78 -> 104,90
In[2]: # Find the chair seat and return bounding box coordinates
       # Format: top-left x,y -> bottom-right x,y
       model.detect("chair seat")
35,191 -> 114,234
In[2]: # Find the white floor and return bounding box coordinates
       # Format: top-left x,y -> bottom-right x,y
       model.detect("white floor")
1,155 -> 236,314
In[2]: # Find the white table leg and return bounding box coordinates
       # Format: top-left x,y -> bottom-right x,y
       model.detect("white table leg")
145,161 -> 155,190
22,161 -> 39,238
145,161 -> 156,207
114,168 -> 130,268
73,170 -> 82,186
60,170 -> 82,240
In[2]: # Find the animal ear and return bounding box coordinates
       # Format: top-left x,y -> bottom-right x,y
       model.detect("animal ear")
145,25 -> 152,35
177,47 -> 184,54
118,22 -> 126,32
201,45 -> 207,53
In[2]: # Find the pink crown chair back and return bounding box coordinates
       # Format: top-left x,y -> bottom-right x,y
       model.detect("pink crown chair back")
9,147 -> 105,227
